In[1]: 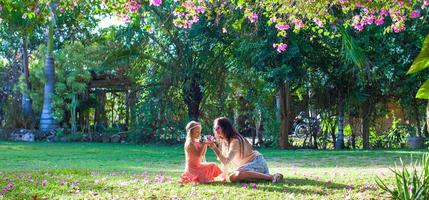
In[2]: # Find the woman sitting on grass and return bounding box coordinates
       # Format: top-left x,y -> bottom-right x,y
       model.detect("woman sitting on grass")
181,121 -> 222,184
207,117 -> 283,183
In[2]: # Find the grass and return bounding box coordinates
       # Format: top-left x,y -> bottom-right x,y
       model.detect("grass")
0,142 -> 428,199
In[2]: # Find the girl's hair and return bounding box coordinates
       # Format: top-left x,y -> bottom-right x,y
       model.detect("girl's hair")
185,121 -> 201,141
214,117 -> 252,158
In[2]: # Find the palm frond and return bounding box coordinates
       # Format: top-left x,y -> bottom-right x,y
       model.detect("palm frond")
407,33 -> 429,74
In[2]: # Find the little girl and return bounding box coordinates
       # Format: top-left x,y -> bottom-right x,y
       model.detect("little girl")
181,121 -> 222,184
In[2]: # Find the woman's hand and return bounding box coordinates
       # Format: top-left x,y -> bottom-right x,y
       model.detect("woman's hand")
205,140 -> 216,149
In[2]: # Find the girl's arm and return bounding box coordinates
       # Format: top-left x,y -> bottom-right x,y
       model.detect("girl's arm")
186,141 -> 206,158
201,143 -> 207,162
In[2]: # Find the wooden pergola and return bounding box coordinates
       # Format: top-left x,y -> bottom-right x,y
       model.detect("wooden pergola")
78,71 -> 137,132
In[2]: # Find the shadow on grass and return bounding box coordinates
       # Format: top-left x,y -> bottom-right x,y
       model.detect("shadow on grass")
193,177 -> 348,195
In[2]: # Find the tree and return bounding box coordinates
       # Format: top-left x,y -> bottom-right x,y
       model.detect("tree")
39,3 -> 57,131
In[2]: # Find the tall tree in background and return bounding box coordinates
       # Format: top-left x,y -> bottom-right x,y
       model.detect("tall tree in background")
39,3 -> 57,131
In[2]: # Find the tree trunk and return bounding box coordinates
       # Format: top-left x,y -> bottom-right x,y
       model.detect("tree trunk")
40,5 -> 57,131
21,35 -> 33,123
361,101 -> 371,149
94,91 -> 107,131
335,95 -> 345,149
426,100 -> 429,136
414,104 -> 421,137
71,95 -> 78,133
0,95 -> 5,127
350,116 -> 356,149
184,75 -> 203,121
279,82 -> 291,149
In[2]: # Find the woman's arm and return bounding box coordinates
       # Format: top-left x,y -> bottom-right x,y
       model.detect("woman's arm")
208,139 -> 238,165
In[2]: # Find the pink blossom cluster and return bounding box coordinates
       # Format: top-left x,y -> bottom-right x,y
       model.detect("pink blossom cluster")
173,1 -> 206,29
207,135 -> 215,142
275,23 -> 290,31
247,12 -> 259,23
149,0 -> 162,7
313,18 -> 324,28
273,43 -> 288,53
127,0 -> 142,13
273,18 -> 304,37
0,182 -> 15,196
292,19 -> 305,29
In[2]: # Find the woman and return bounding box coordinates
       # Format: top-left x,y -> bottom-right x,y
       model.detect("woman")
207,117 -> 283,183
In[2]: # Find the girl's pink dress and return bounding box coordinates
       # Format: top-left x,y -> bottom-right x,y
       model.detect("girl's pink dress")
181,142 -> 222,184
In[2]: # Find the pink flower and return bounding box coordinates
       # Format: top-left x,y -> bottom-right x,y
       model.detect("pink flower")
247,13 -> 258,23
34,4 -> 40,15
207,135 -> 215,142
42,180 -> 47,187
273,43 -> 288,53
121,14 -> 131,22
275,24 -> 290,31
195,6 -> 205,14
392,23 -> 405,33
313,18 -> 324,27
149,0 -> 162,7
379,8 -> 388,16
354,24 -> 365,31
375,16 -> 385,26
240,183 -> 248,188
325,180 -> 332,184
182,1 -> 194,7
408,185 -> 413,193
346,185 -> 354,190
60,8 -> 65,13
362,15 -> 374,25
128,0 -> 141,13
292,19 -> 304,28
5,178 -> 10,182
251,183 -> 257,189
339,0 -> 347,4
410,10 -> 420,19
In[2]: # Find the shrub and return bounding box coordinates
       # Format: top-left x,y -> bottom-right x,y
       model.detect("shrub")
376,154 -> 429,200
384,123 -> 409,149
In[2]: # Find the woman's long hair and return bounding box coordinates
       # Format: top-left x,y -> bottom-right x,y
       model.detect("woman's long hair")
214,117 -> 252,158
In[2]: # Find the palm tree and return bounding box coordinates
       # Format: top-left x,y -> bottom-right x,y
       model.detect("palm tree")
39,3 -> 57,131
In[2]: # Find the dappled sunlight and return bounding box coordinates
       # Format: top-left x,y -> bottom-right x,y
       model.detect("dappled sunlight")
0,142 -> 422,199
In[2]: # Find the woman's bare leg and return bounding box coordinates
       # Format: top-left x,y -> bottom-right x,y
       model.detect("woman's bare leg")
229,170 -> 273,182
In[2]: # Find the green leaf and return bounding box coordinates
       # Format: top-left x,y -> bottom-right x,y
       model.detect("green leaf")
232,17 -> 244,30
416,79 -> 429,99
407,33 -> 429,74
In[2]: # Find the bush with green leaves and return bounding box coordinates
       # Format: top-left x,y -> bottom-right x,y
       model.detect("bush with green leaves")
384,119 -> 408,149
376,154 -> 429,200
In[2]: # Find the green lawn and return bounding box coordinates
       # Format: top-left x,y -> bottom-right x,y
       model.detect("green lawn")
0,142 -> 428,199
